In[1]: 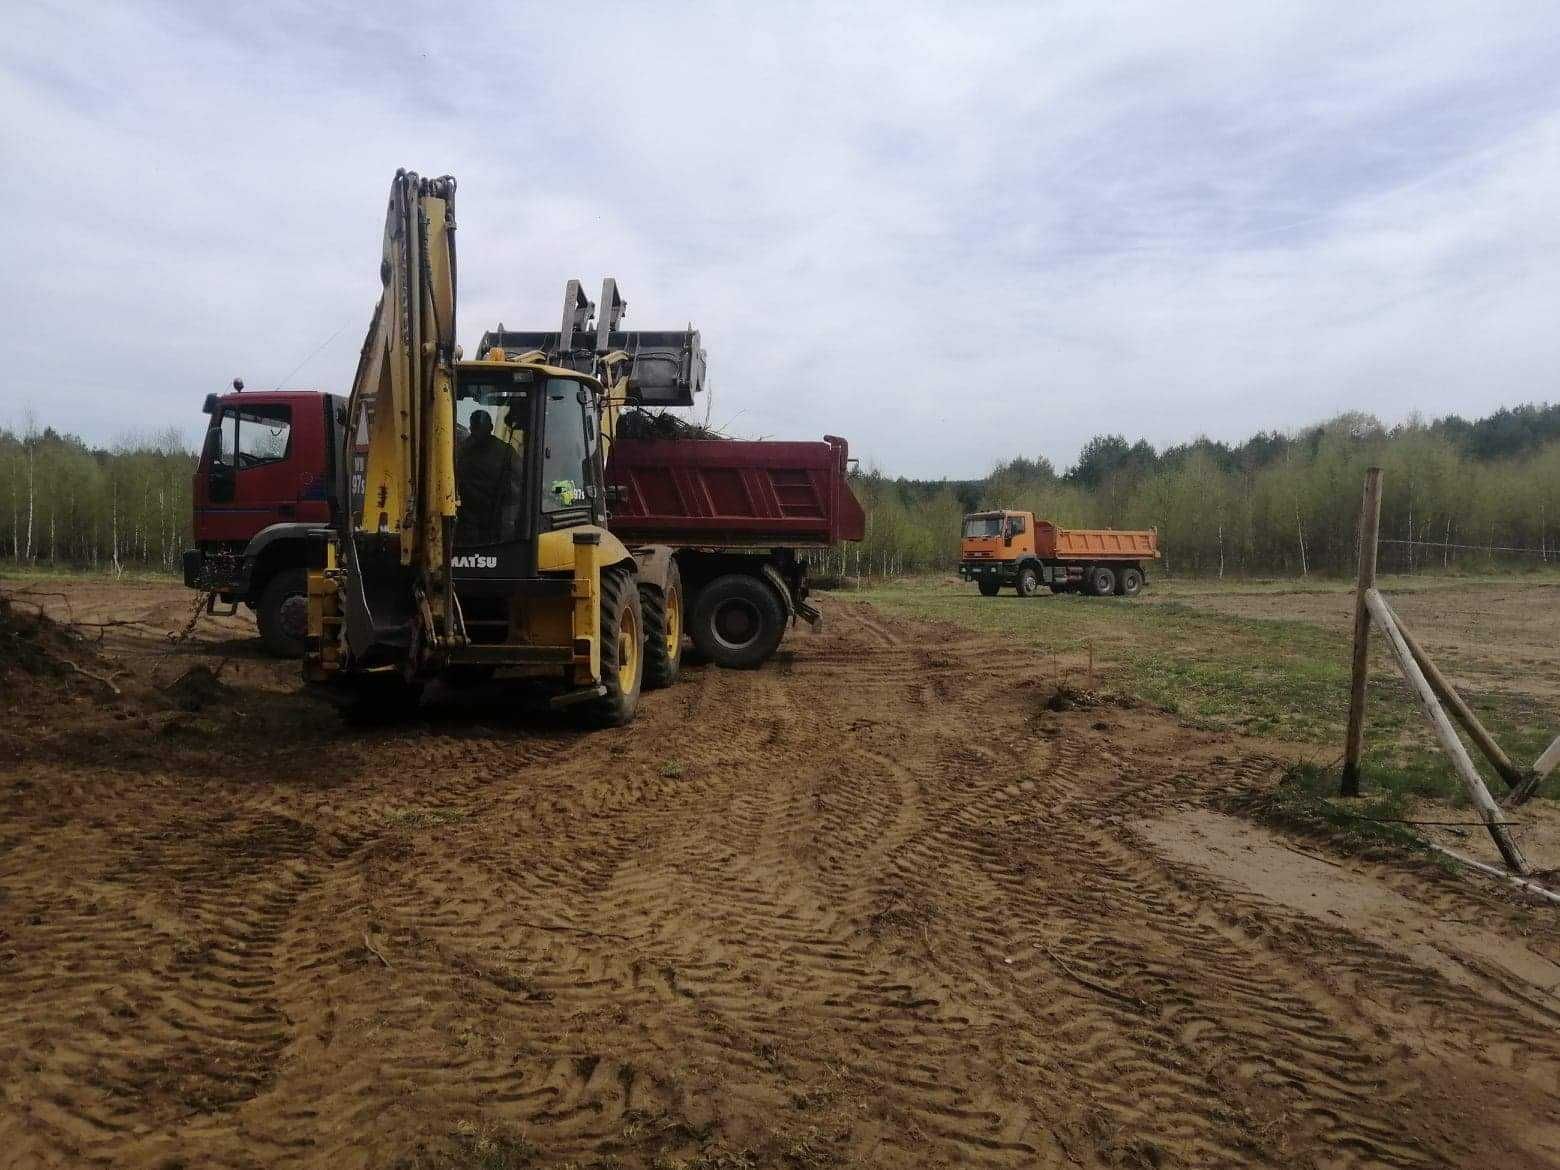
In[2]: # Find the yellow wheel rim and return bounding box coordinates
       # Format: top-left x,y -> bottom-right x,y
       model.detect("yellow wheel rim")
618,601 -> 640,694
665,585 -> 681,658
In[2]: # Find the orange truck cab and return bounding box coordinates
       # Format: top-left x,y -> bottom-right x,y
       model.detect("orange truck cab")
958,511 -> 1159,598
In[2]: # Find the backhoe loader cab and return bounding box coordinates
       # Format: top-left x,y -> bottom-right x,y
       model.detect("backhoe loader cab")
447,361 -> 605,571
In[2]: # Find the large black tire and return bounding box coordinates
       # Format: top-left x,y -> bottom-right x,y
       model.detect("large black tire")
688,573 -> 787,669
581,565 -> 644,728
976,579 -> 1001,597
1015,565 -> 1040,597
1086,565 -> 1116,597
257,568 -> 309,658
1118,566 -> 1144,597
641,559 -> 684,690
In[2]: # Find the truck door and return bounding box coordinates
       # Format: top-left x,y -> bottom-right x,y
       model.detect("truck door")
196,401 -> 298,541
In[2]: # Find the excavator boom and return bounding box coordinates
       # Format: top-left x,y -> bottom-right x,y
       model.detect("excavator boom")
334,170 -> 460,670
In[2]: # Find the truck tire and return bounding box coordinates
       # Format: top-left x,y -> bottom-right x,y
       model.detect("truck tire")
1086,565 -> 1116,597
581,565 -> 643,728
641,559 -> 684,690
1015,566 -> 1040,597
257,568 -> 309,658
977,579 -> 1001,597
1118,566 -> 1144,597
688,573 -> 787,669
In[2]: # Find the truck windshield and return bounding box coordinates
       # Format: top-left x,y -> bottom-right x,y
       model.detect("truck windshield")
963,516 -> 1003,538
453,374 -> 534,548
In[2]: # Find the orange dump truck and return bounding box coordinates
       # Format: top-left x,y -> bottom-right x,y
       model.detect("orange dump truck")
958,511 -> 1159,598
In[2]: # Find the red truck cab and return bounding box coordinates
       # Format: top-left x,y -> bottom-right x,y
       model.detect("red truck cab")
184,386 -> 345,655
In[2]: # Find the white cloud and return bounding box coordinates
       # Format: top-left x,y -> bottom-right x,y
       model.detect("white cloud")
2,0 -> 1557,475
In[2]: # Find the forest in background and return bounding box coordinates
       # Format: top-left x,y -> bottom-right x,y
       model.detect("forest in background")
2,402 -> 1558,579
831,403 -> 1560,578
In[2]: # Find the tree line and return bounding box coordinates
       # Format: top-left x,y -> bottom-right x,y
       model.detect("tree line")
1,418 -> 192,572
2,402 -> 1557,578
835,404 -> 1560,578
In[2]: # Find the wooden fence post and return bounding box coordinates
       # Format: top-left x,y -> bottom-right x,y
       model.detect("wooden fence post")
1364,588 -> 1527,874
1341,468 -> 1383,796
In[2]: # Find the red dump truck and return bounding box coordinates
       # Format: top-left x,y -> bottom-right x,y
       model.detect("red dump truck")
958,509 -> 1159,597
185,385 -> 864,665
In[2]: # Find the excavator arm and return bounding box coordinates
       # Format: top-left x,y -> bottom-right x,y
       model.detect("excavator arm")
333,169 -> 461,672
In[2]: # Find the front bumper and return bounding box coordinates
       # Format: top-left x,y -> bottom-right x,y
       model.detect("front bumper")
958,560 -> 1012,582
182,548 -> 245,595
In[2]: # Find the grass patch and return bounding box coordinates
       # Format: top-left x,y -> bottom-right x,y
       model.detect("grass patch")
401,1120 -> 540,1170
1230,763 -> 1452,865
849,576 -> 1552,804
1150,568 -> 1560,599
852,578 -> 1410,743
659,760 -> 686,779
384,806 -> 468,830
1,565 -> 179,586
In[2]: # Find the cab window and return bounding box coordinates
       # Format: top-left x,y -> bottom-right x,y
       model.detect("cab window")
541,382 -> 592,515
453,374 -> 532,548
1006,514 -> 1026,534
963,516 -> 1003,538
211,404 -> 291,468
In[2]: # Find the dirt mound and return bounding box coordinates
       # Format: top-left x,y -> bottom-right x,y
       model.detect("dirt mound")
161,664 -> 234,712
0,592 -> 121,701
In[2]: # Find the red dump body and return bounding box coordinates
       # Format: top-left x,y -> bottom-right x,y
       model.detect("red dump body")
607,434 -> 866,547
1034,521 -> 1159,561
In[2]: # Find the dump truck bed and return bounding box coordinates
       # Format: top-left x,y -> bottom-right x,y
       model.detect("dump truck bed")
1035,521 -> 1159,561
607,435 -> 866,547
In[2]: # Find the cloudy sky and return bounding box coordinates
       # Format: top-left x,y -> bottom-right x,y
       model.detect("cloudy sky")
4,2 -> 1559,477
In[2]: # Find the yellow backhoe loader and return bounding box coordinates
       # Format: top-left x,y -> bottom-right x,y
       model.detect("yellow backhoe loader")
305,170 -> 698,725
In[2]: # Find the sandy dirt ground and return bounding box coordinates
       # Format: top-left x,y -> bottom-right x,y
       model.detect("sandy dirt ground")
2,578 -> 1559,1169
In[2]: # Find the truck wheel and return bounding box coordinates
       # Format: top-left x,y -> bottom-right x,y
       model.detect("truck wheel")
688,573 -> 787,669
1015,566 -> 1040,597
977,579 -> 1001,597
1119,567 -> 1144,597
257,568 -> 309,658
1086,565 -> 1116,597
581,565 -> 643,728
641,559 -> 684,690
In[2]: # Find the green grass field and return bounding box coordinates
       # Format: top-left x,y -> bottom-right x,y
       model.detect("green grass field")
847,575 -> 1556,810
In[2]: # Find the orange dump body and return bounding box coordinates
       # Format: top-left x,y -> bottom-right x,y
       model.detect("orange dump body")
1034,521 -> 1159,561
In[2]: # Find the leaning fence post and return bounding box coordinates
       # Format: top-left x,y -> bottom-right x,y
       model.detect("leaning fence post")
1536,736 -> 1560,782
1364,588 -> 1527,874
1342,467 -> 1383,796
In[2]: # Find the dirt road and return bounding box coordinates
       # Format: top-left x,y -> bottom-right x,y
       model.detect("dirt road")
2,579 -> 1558,1169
